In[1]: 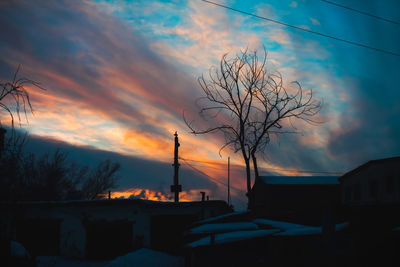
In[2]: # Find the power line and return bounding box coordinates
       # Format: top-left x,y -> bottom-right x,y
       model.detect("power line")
201,0 -> 400,57
181,160 -> 223,171
181,156 -> 344,175
180,157 -> 244,193
322,0 -> 400,25
179,157 -> 223,165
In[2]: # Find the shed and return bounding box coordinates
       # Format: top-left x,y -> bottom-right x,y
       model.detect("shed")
251,176 -> 340,225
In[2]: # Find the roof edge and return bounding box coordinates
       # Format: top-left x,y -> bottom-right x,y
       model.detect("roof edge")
339,156 -> 400,181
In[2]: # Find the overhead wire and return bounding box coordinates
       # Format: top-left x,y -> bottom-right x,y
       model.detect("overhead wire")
179,157 -> 224,165
322,0 -> 400,25
180,156 -> 344,175
200,0 -> 400,57
180,157 -> 245,193
180,160 -> 225,171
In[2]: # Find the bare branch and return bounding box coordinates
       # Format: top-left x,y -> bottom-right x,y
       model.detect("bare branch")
1,65 -> 45,128
184,47 -> 322,202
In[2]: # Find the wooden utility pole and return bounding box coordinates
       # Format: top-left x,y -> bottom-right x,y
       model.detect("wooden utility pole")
171,132 -> 182,202
228,156 -> 231,206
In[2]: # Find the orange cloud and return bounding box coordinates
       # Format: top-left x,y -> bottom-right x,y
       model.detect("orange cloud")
110,188 -> 213,202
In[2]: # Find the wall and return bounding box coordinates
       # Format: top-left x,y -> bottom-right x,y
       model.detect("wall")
8,199 -> 230,259
253,180 -> 340,225
341,160 -> 400,205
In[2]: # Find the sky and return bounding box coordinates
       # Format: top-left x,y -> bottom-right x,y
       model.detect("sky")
1,0 -> 399,209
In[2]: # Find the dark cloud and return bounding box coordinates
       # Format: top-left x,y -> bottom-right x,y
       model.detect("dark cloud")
278,0 -> 400,171
19,132 -> 250,207
327,77 -> 400,168
321,1 -> 400,169
19,132 -> 218,192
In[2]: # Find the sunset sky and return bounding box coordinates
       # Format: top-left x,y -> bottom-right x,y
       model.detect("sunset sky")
1,0 -> 399,209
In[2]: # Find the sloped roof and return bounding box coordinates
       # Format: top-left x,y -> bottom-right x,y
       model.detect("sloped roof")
259,176 -> 339,185
339,156 -> 400,181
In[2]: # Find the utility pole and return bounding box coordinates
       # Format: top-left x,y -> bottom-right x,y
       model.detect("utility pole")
171,132 -> 182,202
228,156 -> 231,206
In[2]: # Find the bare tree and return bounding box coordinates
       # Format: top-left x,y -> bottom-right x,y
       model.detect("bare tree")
0,65 -> 43,128
184,48 -> 321,205
0,65 -> 43,158
81,160 -> 120,200
0,142 -> 120,201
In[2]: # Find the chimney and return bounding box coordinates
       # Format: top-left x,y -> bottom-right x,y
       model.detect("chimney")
200,191 -> 205,202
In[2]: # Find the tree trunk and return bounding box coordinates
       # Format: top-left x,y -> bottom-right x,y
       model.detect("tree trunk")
241,148 -> 252,208
244,157 -> 251,195
251,152 -> 259,183
245,157 -> 254,209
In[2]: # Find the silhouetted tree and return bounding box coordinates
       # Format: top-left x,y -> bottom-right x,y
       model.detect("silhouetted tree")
16,150 -> 84,201
0,133 -> 27,200
0,66 -> 119,201
0,65 -> 43,127
0,65 -> 42,264
0,135 -> 120,201
0,65 -> 43,158
184,48 -> 321,205
81,160 -> 120,200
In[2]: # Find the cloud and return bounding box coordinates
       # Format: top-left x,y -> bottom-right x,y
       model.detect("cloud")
140,0 -> 263,71
327,78 -> 400,169
0,0 -> 342,177
310,18 -> 320,25
0,0 -> 231,161
0,0 -> 202,125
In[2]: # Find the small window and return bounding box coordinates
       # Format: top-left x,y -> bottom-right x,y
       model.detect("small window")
386,176 -> 394,194
369,180 -> 377,199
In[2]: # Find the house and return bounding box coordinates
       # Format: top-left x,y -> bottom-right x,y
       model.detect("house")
251,176 -> 341,225
338,157 -> 400,266
339,156 -> 400,206
1,198 -> 231,260
338,156 -> 400,229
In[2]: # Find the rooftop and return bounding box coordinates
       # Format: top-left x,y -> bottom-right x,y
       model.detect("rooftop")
259,176 -> 340,185
340,156 -> 400,181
